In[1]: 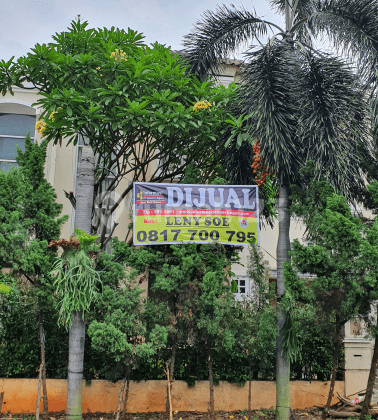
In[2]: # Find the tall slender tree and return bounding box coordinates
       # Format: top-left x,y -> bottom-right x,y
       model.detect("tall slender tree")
183,2 -> 378,419
69,145 -> 95,420
50,145 -> 98,420
0,135 -> 68,417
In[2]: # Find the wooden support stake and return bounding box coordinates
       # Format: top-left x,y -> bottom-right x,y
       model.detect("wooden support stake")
0,392 -> 4,413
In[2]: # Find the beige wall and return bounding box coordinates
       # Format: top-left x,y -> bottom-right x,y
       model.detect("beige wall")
0,379 -> 344,413
0,89 -> 77,239
344,320 -> 374,399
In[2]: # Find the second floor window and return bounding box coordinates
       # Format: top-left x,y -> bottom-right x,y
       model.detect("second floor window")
0,112 -> 36,171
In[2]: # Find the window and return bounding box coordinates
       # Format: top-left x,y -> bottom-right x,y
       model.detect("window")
0,111 -> 36,171
233,276 -> 251,301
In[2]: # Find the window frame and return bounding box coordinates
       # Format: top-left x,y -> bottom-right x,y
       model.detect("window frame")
0,101 -> 38,170
233,275 -> 251,301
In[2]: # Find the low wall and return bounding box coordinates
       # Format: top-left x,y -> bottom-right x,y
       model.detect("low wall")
0,379 -> 344,414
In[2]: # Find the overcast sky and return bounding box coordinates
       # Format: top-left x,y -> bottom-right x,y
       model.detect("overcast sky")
0,0 -> 285,61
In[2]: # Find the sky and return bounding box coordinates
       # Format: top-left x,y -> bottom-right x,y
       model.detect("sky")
0,0 -> 285,61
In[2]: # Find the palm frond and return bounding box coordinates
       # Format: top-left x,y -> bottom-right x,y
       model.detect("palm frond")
310,0 -> 378,93
183,4 -> 279,79
292,0 -> 318,46
296,51 -> 372,200
240,41 -> 303,185
268,0 -> 287,16
269,0 -> 316,44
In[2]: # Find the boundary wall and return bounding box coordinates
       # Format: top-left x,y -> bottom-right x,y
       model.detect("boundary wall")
0,379 -> 344,413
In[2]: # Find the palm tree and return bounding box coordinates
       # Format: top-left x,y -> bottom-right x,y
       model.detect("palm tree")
183,1 -> 378,419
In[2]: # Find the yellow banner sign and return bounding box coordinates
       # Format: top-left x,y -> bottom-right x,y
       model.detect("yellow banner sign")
133,183 -> 259,246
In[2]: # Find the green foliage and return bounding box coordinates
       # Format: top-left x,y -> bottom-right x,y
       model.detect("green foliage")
285,166 -> 378,381
0,283 -> 10,294
281,311 -> 301,364
87,238 -> 168,382
74,229 -> 101,251
53,232 -> 102,327
0,276 -> 69,378
0,134 -> 67,275
0,135 -> 69,374
0,263 -> 335,382
287,168 -> 378,323
231,244 -> 277,382
290,307 -> 341,381
53,250 -> 101,326
0,20 -> 238,241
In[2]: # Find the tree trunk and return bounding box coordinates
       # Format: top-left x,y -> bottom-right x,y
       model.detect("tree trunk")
66,312 -> 86,420
208,341 -> 215,417
74,145 -> 95,235
166,362 -> 173,420
361,325 -> 378,417
36,363 -> 43,420
166,343 -> 177,414
276,183 -> 291,420
122,367 -> 131,420
38,302 -> 48,419
323,328 -> 342,420
116,378 -> 127,420
66,146 -> 95,420
0,392 -> 4,413
248,361 -> 252,417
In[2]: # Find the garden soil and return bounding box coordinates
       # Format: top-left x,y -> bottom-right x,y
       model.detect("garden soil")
0,408 -> 328,420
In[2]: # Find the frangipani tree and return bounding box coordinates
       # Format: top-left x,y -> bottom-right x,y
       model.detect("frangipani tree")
183,2 -> 378,418
0,20 -> 237,246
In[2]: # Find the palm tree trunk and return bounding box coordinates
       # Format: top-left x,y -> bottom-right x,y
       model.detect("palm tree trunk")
276,183 -> 291,420
66,145 -> 95,420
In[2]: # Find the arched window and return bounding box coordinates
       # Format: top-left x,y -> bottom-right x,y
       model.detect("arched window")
0,103 -> 36,171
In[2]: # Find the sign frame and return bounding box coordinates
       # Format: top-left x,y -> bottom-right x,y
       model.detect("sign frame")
133,182 -> 259,246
